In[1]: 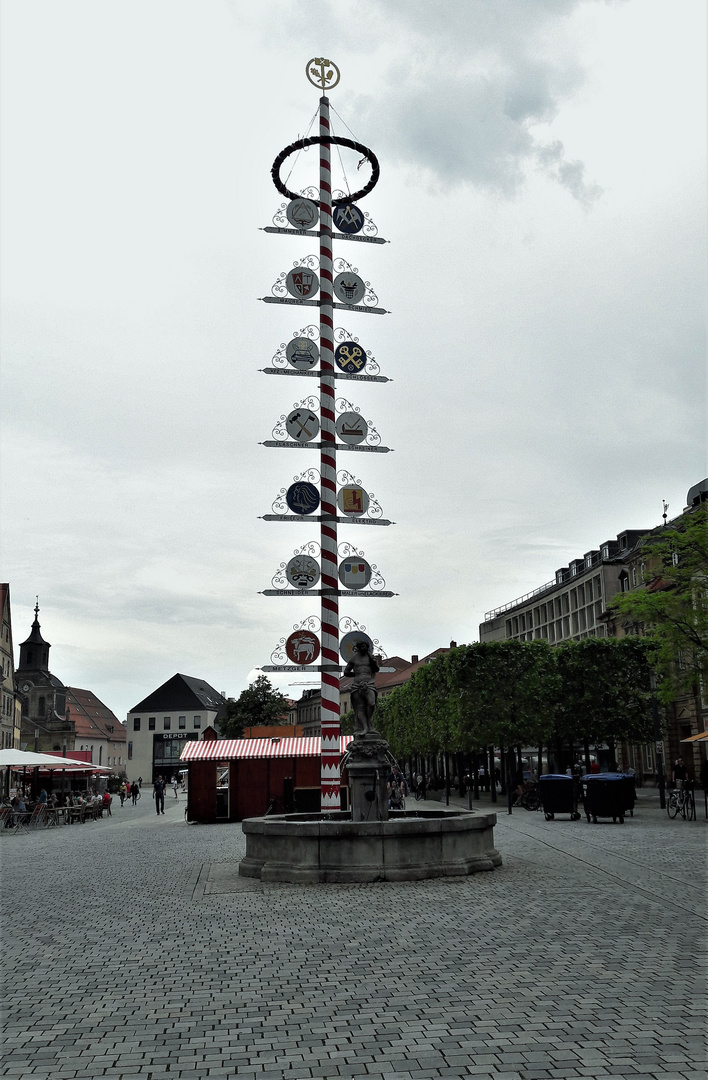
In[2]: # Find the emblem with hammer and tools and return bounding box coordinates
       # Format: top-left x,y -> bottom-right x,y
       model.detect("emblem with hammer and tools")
286,409 -> 319,443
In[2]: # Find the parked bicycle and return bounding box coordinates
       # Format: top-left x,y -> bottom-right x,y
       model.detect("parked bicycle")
667,782 -> 695,821
514,780 -> 541,811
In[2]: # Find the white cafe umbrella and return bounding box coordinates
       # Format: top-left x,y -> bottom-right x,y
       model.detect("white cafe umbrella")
0,749 -> 110,770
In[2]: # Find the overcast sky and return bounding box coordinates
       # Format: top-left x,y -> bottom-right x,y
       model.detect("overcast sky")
1,0 -> 705,726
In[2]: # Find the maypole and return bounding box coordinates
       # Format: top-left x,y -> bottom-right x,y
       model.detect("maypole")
317,93 -> 341,811
259,56 -> 392,815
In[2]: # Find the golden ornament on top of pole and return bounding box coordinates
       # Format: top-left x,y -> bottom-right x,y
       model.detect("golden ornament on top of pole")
306,57 -> 340,91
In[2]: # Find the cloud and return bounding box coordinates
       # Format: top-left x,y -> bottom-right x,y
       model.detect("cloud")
535,140 -> 604,205
268,0 -> 605,203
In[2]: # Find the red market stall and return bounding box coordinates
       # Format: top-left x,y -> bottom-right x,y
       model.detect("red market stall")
180,736 -> 354,823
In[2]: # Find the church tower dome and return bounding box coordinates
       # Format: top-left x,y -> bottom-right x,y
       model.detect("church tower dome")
17,600 -> 51,672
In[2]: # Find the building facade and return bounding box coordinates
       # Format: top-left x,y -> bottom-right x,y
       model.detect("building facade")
478,480 -> 708,780
0,585 -> 22,749
478,533 -> 650,646
127,673 -> 229,783
605,479 -> 708,780
67,687 -> 127,772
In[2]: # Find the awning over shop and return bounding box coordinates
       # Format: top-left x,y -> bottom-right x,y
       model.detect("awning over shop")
0,749 -> 111,771
180,735 -> 354,762
680,731 -> 708,743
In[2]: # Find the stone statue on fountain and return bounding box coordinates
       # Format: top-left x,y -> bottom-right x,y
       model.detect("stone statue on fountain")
344,640 -> 381,737
344,641 -> 390,819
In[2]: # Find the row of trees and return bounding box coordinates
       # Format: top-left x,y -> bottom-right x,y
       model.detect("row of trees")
373,637 -> 655,762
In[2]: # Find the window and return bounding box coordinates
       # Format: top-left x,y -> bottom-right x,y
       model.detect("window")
632,567 -> 637,587
128,741 -> 133,760
178,715 -> 186,729
164,717 -> 171,730
602,545 -> 609,559
149,717 -> 156,730
38,696 -> 45,716
133,717 -> 141,731
193,715 -> 202,729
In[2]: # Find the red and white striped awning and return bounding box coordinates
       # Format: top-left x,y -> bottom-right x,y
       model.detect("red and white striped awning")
180,736 -> 353,762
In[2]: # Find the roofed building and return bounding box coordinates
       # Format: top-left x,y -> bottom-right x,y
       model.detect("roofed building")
127,673 -> 229,783
66,687 -> 127,772
1,585 -> 22,749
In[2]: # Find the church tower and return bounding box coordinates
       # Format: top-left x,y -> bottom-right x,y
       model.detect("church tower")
17,600 -> 51,673
16,601 -> 72,752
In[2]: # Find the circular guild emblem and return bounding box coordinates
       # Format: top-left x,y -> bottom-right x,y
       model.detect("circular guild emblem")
286,555 -> 321,590
333,204 -> 364,234
286,198 -> 319,231
338,558 -> 372,591
306,57 -> 340,91
286,630 -> 321,665
334,272 -> 365,305
286,267 -> 320,300
340,631 -> 374,663
286,337 -> 319,370
286,409 -> 319,443
286,482 -> 320,516
337,485 -> 369,517
334,340 -> 366,374
336,412 -> 367,445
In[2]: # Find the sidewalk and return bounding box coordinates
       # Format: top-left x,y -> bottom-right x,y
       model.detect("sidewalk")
1,780 -> 705,1080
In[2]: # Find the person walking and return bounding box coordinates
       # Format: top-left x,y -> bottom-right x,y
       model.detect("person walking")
131,783 -> 139,806
672,757 -> 688,788
172,777 -> 179,799
153,776 -> 166,815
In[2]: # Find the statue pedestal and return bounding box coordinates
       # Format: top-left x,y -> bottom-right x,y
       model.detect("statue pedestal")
346,733 -> 390,822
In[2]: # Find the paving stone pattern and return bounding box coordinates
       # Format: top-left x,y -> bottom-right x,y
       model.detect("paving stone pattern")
1,788 -> 706,1080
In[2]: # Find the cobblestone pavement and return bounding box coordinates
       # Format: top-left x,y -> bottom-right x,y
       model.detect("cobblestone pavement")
1,788 -> 705,1080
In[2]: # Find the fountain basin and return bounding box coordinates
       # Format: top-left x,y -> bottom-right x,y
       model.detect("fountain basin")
239,808 -> 502,883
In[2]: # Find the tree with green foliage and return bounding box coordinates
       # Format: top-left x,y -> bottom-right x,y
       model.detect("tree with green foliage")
610,506 -> 708,703
376,641 -> 559,758
219,675 -> 290,739
449,641 -> 558,751
555,638 -> 654,756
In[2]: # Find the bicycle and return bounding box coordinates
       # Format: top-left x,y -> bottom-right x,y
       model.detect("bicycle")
515,782 -> 541,811
667,783 -> 695,821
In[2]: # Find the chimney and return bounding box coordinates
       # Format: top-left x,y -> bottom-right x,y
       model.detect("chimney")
411,655 -> 419,664
450,640 -> 457,648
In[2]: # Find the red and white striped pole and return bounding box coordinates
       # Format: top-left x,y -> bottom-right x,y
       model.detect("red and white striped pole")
318,95 -> 340,812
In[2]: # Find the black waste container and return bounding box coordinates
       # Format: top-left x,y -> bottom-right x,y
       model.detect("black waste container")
539,774 -> 581,821
581,773 -> 631,823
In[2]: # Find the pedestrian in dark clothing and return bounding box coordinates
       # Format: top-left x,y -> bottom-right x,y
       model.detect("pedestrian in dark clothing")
153,776 -> 166,815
